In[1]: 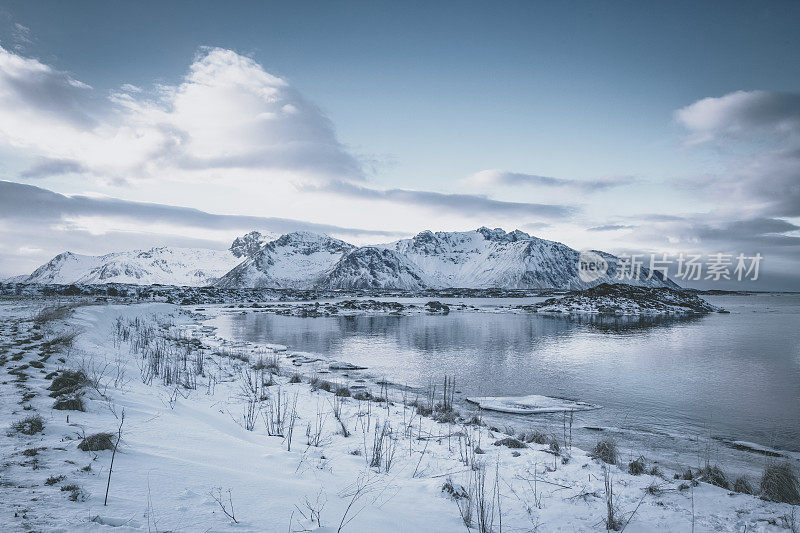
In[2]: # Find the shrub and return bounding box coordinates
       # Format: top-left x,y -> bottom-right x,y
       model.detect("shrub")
493,437 -> 526,449
45,475 -> 65,486
699,464 -> 730,490
289,373 -> 302,384
733,475 -> 754,495
335,385 -> 351,397
11,415 -> 44,435
760,462 -> 800,504
78,432 -> 115,452
592,439 -> 618,465
628,456 -> 646,475
53,396 -> 85,411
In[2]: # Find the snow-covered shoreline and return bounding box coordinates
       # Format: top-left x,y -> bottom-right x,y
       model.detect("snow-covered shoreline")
1,299 -> 796,532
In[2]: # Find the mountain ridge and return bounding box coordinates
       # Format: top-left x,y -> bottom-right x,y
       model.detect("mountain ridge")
11,227 -> 679,290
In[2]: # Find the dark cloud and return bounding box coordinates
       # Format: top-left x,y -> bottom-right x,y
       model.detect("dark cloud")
307,180 -> 577,219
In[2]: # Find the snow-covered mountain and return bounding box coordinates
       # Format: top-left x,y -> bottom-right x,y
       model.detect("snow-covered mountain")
319,247 -> 432,290
229,231 -> 276,259
17,247 -> 242,287
217,227 -> 678,290
215,231 -> 355,288
13,227 -> 678,290
379,227 -> 676,290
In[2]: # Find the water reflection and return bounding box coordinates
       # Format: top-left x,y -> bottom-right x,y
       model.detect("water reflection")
213,294 -> 800,470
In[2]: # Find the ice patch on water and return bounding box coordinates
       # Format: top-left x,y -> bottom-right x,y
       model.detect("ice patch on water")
466,394 -> 601,414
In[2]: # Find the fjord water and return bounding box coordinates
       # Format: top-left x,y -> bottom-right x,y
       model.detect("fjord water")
213,294 -> 800,470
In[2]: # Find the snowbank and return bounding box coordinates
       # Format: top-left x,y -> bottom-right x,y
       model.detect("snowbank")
466,395 -> 601,414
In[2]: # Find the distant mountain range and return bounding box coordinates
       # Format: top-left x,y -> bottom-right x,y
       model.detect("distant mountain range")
8,228 -> 678,290
12,247 -> 242,287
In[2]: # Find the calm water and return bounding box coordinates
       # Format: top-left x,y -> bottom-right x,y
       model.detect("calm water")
211,294 -> 800,470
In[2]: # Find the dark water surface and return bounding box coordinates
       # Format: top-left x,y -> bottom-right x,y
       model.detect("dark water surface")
211,294 -> 800,470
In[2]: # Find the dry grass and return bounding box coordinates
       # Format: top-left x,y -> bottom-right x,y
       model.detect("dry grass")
592,439 -> 618,465
53,396 -> 85,411
761,462 -> 800,504
78,432 -> 116,452
10,414 -> 44,435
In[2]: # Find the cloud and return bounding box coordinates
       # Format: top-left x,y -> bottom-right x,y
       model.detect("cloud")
0,46 -> 362,184
306,180 -> 577,219
20,158 -> 87,178
675,90 -> 800,218
463,169 -> 634,192
676,90 -> 800,144
0,180 -> 402,276
587,224 -> 636,232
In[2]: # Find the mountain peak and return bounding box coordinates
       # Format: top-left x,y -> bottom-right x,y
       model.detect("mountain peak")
230,231 -> 270,258
476,227 -> 531,242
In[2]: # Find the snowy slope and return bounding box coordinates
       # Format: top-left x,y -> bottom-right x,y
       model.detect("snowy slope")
319,246 -> 432,290
20,247 -> 242,287
382,227 -> 677,290
216,231 -> 354,288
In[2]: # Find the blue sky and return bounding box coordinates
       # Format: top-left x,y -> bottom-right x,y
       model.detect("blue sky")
0,1 -> 799,289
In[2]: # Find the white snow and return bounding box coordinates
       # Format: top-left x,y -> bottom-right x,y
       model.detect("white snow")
466,395 -> 601,414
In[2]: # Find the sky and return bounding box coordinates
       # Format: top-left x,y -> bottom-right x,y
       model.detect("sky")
0,0 -> 799,289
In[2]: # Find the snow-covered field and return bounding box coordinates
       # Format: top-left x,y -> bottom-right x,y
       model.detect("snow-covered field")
1,299 -> 796,532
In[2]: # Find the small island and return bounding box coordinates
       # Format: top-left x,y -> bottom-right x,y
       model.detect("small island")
520,283 -> 722,316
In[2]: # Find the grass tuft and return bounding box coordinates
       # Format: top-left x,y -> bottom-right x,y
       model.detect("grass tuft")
78,432 -> 115,452
591,439 -> 618,465
45,475 -> 65,486
760,462 -> 800,504
493,437 -> 526,449
628,456 -> 646,475
699,464 -> 730,490
48,370 -> 87,397
53,396 -> 85,411
733,475 -> 754,495
11,414 -> 44,435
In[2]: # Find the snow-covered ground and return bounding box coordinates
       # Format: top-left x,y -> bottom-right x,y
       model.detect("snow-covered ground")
1,299 -> 796,532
